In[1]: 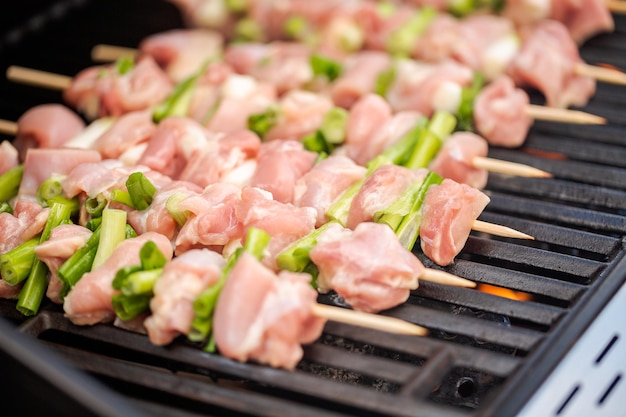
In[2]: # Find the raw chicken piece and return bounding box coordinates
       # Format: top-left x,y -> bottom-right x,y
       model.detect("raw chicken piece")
13,104 -> 85,160
506,20 -> 595,108
174,182 -> 244,255
429,132 -> 489,189
473,76 -> 532,148
144,248 -> 225,345
63,56 -> 174,120
347,164 -> 428,229
236,187 -> 317,270
18,148 -> 102,201
0,141 -> 19,175
213,251 -> 326,369
139,28 -> 224,82
92,110 -> 156,159
330,51 -> 391,109
310,222 -> 424,313
63,232 -> 174,326
294,155 -> 367,227
419,179 -> 490,266
34,224 -> 92,304
249,140 -> 317,204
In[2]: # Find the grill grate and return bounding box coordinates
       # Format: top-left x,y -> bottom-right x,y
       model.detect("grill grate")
1,1 -> 626,416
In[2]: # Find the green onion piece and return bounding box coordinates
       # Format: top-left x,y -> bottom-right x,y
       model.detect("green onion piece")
115,56 -> 135,75
0,238 -> 39,286
152,68 -> 202,123
310,54 -> 344,82
91,208 -> 127,270
448,0 -> 476,16
0,165 -> 24,203
379,116 -> 429,165
377,1 -> 396,17
319,107 -> 349,145
234,18 -> 265,42
225,0 -> 247,12
326,156 -> 390,226
284,15 -> 309,39
243,226 -> 271,261
394,172 -> 443,249
374,181 -> 424,232
126,172 -> 156,211
111,265 -> 142,290
139,240 -> 167,270
111,293 -> 151,321
375,66 -> 397,98
165,191 -> 191,227
188,315 -> 213,342
456,72 -> 485,132
36,176 -> 64,206
386,7 -> 437,57
17,199 -> 74,316
85,216 -> 102,232
0,201 -> 13,215
126,224 -> 137,238
405,111 -> 457,170
85,194 -> 107,217
57,227 -> 101,292
45,196 -> 80,217
109,189 -> 134,207
302,132 -> 329,155
120,269 -> 163,296
276,221 -> 335,273
247,105 -> 280,139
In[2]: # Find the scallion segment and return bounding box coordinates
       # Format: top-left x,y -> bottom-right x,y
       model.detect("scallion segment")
310,54 -> 343,82
111,240 -> 167,321
386,7 -> 437,57
152,64 -> 205,123
91,208 -> 128,270
126,172 -> 157,211
16,199 -> 75,316
455,72 -> 485,132
0,238 -> 39,286
0,165 -> 24,203
247,105 -> 280,139
405,111 -> 457,170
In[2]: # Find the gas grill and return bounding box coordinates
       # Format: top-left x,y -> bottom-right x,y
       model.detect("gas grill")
0,1 -> 625,416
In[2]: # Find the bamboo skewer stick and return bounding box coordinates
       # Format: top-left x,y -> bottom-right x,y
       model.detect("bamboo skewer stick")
91,44 -> 137,62
473,220 -> 534,240
473,156 -> 551,178
526,104 -> 606,125
311,303 -> 429,336
574,63 -> 626,86
422,268 -> 477,287
0,119 -> 18,136
607,0 -> 626,13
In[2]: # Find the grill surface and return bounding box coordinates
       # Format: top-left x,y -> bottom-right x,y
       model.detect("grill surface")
1,2 -> 625,416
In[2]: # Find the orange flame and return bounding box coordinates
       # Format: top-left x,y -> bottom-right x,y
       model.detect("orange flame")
477,283 -> 533,301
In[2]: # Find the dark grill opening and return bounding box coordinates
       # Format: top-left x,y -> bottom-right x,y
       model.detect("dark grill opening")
1,1 -> 626,417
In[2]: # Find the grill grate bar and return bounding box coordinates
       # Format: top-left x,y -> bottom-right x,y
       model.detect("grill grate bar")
485,177 -> 626,211
391,303 -> 544,351
462,237 -> 606,280
478,212 -> 620,256
519,135 -> 626,169
322,322 -> 522,378
446,261 -> 586,302
399,347 -> 455,399
49,343 -> 356,417
485,193 -> 626,234
415,283 -> 564,326
302,343 -> 417,384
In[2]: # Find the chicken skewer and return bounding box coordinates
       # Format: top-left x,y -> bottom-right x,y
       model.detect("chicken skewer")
4,65 -> 553,180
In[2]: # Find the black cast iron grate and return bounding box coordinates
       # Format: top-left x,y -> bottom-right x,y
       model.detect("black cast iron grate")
0,1 -> 625,417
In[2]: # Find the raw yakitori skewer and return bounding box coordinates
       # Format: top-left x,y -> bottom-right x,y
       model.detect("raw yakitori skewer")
4,65 -> 551,180
90,43 -> 626,89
